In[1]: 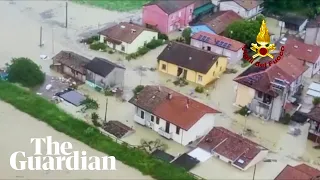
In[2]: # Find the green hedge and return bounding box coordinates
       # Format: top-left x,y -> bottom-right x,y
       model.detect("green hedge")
90,42 -> 106,51
0,81 -> 196,180
126,39 -> 164,60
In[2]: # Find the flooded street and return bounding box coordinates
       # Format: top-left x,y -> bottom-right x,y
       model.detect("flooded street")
0,1 -> 319,179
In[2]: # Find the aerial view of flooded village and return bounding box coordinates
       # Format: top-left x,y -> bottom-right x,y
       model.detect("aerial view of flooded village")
0,0 -> 320,179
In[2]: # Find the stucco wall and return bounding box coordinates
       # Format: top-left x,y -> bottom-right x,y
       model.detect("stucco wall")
235,83 -> 255,107
63,66 -> 85,82
190,38 -> 243,64
143,5 -> 168,34
86,68 -> 125,88
270,95 -> 284,121
305,27 -> 320,45
168,4 -> 194,33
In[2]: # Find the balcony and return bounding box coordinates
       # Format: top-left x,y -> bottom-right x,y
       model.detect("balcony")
158,127 -> 172,139
134,114 -> 146,126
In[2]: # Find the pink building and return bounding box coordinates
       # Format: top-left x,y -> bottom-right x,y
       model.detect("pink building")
143,0 -> 214,34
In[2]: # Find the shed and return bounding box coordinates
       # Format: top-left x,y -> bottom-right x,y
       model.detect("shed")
187,147 -> 213,162
171,153 -> 200,170
151,150 -> 175,162
279,14 -> 308,32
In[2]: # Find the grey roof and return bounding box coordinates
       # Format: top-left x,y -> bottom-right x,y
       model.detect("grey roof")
145,0 -> 195,14
85,57 -> 125,77
280,14 -> 308,26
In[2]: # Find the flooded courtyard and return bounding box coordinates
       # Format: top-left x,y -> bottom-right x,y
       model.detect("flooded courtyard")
0,0 -> 319,179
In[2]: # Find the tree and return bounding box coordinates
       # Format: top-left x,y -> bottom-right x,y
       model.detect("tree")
7,57 -> 45,88
138,139 -> 168,153
225,15 -> 265,47
182,27 -> 192,44
313,97 -> 320,106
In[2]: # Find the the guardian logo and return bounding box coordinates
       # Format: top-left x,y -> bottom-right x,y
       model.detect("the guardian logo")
10,136 -> 117,171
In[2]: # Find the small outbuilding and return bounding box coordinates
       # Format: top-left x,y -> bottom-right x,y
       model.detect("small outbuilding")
279,14 -> 308,32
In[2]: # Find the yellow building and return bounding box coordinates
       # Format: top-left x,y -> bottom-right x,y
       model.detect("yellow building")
157,42 -> 228,86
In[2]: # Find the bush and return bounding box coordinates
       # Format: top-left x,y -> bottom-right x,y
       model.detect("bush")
108,50 -> 114,54
81,97 -> 99,111
91,112 -> 101,127
0,81 -> 196,180
7,57 -> 45,88
175,37 -> 185,42
104,88 -> 114,96
125,53 -> 138,60
182,27 -> 192,44
81,35 -> 99,44
195,86 -> 204,93
280,113 -> 291,124
146,39 -> 164,49
95,86 -> 102,92
313,97 -> 320,106
89,42 -> 106,51
236,106 -> 250,116
137,46 -> 150,56
133,85 -> 144,96
158,33 -> 168,40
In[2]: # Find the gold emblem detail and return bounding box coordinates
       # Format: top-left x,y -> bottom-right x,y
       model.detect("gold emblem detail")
250,20 -> 276,59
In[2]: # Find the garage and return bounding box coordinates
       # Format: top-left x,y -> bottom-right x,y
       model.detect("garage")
187,147 -> 213,162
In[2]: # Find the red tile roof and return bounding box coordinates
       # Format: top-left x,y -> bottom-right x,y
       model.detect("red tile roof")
200,10 -> 243,34
234,54 -> 308,96
275,164 -> 320,180
222,0 -> 262,10
284,38 -> 320,64
129,85 -> 220,130
198,127 -> 267,169
192,31 -> 244,52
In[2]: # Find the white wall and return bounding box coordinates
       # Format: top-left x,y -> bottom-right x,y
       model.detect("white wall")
289,75 -> 302,97
134,107 -> 215,146
242,150 -> 268,171
219,1 -> 261,19
270,95 -> 283,121
190,38 -> 243,64
305,27 -> 320,45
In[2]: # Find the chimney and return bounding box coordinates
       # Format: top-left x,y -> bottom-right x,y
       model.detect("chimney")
131,29 -> 136,33
307,49 -> 312,52
189,57 -> 192,60
303,60 -> 306,65
186,98 -> 190,109
120,25 -> 125,28
158,86 -> 161,91
129,19 -> 133,24
167,93 -> 172,100
69,53 -> 71,58
294,45 -> 298,48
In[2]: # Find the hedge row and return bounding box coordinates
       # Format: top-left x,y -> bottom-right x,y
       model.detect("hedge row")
0,81 -> 196,180
126,39 -> 165,60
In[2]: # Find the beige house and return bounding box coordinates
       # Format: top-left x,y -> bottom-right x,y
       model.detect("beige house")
304,15 -> 320,46
219,0 -> 263,19
234,54 -> 307,121
99,22 -> 158,54
190,31 -> 244,64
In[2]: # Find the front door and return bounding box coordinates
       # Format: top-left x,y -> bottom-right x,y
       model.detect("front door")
183,69 -> 187,79
112,43 -> 116,49
146,115 -> 154,129
177,67 -> 183,77
165,121 -> 170,133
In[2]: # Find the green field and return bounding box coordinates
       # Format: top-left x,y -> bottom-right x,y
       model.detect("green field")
0,80 -> 196,180
73,0 -> 149,11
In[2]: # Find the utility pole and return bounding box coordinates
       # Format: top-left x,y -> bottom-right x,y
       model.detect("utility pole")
39,26 -> 43,47
52,28 -> 54,54
104,98 -> 108,123
252,164 -> 257,180
65,1 -> 68,28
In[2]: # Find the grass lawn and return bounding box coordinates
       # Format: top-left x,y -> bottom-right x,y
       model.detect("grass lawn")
73,0 -> 149,11
0,80 -> 196,180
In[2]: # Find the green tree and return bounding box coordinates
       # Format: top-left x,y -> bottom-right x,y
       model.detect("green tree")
313,97 -> 320,106
182,27 -> 192,44
225,16 -> 265,47
7,57 -> 45,88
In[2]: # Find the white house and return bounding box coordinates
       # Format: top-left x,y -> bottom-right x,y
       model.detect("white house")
98,22 -> 158,54
190,31 -> 244,64
128,85 -> 220,146
192,127 -> 268,170
304,16 -> 320,46
282,37 -> 320,78
219,0 -> 263,19
84,57 -> 125,89
233,54 -> 308,121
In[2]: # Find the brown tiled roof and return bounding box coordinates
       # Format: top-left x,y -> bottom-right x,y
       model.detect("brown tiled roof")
99,22 -> 154,44
275,164 -> 320,180
129,85 -> 220,130
145,0 -> 195,14
221,0 -> 263,10
192,31 -> 244,52
284,38 -> 320,64
234,54 -> 308,96
157,42 -> 222,74
52,51 -> 90,74
198,127 -> 266,169
307,107 -> 320,123
199,10 -> 243,34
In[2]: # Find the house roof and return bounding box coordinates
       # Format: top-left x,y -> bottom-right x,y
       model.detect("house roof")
198,10 -> 243,34
280,14 -> 308,26
84,57 -> 125,77
198,127 -> 267,169
52,51 -> 90,74
307,15 -> 320,28
192,31 -> 244,52
307,106 -> 320,123
220,0 -> 263,10
275,164 -> 320,180
128,85 -> 220,130
157,42 -> 222,74
234,54 -> 308,96
98,22 -> 154,44
144,0 -> 195,15
284,38 -> 320,64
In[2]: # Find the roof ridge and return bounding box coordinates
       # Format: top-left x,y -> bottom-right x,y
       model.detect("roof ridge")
233,70 -> 265,81
171,41 -> 225,57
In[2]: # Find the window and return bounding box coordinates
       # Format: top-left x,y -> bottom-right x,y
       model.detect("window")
207,46 -> 211,51
121,45 -> 125,51
162,64 -> 167,70
156,117 -> 160,124
257,91 -> 263,98
176,126 -> 180,135
198,75 -> 202,82
216,61 -> 219,66
151,115 -> 154,122
140,111 -> 144,119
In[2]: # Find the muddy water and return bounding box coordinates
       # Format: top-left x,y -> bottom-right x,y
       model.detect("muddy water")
0,101 -> 151,179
